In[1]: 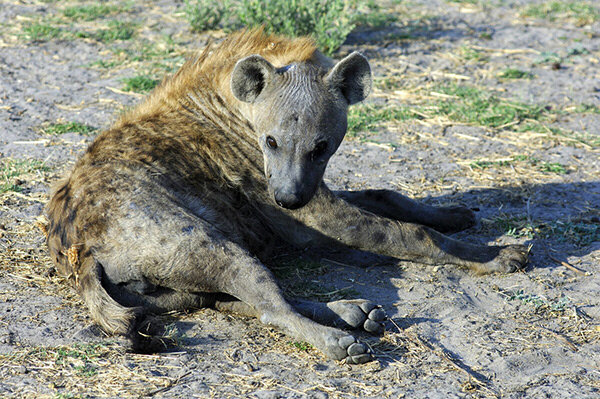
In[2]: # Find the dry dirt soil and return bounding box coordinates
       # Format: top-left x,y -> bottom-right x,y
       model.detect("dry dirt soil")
1,0 -> 599,398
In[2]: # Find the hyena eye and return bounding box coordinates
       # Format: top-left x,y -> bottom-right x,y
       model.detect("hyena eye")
266,136 -> 278,149
311,141 -> 328,160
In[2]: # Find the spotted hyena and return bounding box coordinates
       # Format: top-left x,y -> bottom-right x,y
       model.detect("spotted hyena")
46,29 -> 528,364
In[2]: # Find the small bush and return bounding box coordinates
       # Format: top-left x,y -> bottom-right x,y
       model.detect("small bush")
183,0 -> 360,54
184,0 -> 226,32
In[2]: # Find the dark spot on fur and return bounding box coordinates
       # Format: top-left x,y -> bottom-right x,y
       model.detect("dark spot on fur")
373,231 -> 386,243
182,225 -> 195,234
415,228 -> 425,241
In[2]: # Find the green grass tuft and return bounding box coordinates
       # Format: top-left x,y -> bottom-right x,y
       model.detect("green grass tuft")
498,68 -> 534,80
94,20 -> 136,42
1,159 -> 50,193
77,20 -> 137,42
183,0 -> 385,55
348,104 -> 418,136
63,4 -> 123,21
121,75 -> 159,93
469,155 -> 567,174
521,1 -> 599,26
431,84 -> 544,129
23,23 -> 62,41
184,0 -> 225,31
289,341 -> 314,352
43,121 -> 96,136
458,46 -> 488,62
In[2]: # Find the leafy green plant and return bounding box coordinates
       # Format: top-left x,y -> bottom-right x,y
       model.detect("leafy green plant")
289,341 -> 314,351
235,0 -> 354,54
184,0 -> 226,31
183,0 -> 358,54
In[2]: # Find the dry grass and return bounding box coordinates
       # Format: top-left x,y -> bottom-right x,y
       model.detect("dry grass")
1,0 -> 599,397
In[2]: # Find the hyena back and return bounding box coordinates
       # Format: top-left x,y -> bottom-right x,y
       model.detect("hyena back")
46,29 -> 528,363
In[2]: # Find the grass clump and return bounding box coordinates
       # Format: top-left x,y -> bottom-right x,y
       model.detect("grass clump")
508,290 -> 572,313
121,75 -> 159,93
498,68 -> 534,80
76,21 -> 137,42
521,1 -> 599,26
0,159 -> 49,193
486,214 -> 536,239
289,341 -> 314,352
484,214 -> 598,247
458,45 -> 488,62
236,0 -> 354,54
348,104 -> 418,136
23,23 -> 62,41
184,0 -> 226,31
542,221 -> 600,247
470,155 -> 567,174
43,121 -> 96,136
92,20 -> 136,42
431,84 -> 544,129
351,0 -> 398,29
183,0 -> 386,54
63,4 -> 123,21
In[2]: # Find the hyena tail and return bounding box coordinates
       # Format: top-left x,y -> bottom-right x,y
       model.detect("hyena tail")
77,254 -> 139,336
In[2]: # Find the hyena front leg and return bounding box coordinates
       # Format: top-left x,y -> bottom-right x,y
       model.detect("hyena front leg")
288,186 -> 528,273
215,296 -> 386,334
336,189 -> 476,233
202,244 -> 373,363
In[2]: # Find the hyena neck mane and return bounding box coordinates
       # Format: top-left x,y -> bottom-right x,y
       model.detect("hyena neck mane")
106,28 -> 325,193
116,28 -> 323,139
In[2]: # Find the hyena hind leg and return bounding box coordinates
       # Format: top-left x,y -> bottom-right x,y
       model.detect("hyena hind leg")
337,189 -> 476,233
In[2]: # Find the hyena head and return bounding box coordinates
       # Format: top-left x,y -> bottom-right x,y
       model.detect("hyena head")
231,52 -> 372,209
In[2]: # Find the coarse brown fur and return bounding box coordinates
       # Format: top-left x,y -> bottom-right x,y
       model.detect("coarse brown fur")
46,28 -> 528,363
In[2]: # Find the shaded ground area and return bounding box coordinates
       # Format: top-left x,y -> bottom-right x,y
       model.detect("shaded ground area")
1,0 -> 599,397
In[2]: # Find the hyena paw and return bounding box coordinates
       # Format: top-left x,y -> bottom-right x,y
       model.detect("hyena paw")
435,206 -> 477,233
479,245 -> 529,274
325,330 -> 373,364
327,300 -> 387,335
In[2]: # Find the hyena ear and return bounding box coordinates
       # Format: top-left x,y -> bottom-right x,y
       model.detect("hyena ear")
326,51 -> 372,105
231,55 -> 276,103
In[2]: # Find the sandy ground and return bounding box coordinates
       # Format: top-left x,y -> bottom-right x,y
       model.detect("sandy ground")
1,0 -> 599,397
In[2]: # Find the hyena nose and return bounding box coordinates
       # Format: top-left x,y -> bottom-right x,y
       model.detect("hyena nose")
274,190 -> 304,210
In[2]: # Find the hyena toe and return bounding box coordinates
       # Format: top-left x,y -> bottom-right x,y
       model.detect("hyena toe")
478,244 -> 529,274
327,299 -> 387,335
434,206 -> 477,233
130,314 -> 179,353
325,331 -> 373,364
